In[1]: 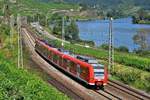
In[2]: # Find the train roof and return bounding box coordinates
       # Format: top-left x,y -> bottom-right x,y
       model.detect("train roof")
76,55 -> 98,64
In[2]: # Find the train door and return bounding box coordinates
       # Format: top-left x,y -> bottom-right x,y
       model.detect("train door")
67,60 -> 70,72
51,52 -> 53,61
77,64 -> 80,77
48,50 -> 51,60
62,59 -> 67,69
59,56 -> 63,66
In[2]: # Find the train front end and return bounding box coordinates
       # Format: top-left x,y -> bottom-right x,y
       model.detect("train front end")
76,55 -> 108,89
92,64 -> 108,89
86,58 -> 108,89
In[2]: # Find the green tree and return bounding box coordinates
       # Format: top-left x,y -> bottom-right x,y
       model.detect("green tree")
116,46 -> 129,52
53,21 -> 62,35
65,19 -> 79,41
51,13 -> 62,35
100,44 -> 109,50
133,29 -> 149,50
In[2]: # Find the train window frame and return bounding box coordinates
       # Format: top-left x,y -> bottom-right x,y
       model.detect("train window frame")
67,60 -> 70,67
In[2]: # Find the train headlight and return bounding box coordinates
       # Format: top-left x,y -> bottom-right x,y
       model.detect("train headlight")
96,81 -> 103,86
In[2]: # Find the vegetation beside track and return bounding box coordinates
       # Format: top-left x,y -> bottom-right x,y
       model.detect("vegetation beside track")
0,24 -> 70,99
111,65 -> 150,93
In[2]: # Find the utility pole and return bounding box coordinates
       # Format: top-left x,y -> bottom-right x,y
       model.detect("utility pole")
45,14 -> 48,27
17,14 -> 20,69
108,17 -> 114,73
4,0 -> 10,24
2,1 -> 6,14
17,14 -> 23,69
61,16 -> 65,47
10,14 -> 14,49
20,28 -> 23,69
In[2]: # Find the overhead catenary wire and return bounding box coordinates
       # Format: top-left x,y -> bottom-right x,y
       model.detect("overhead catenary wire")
61,16 -> 65,47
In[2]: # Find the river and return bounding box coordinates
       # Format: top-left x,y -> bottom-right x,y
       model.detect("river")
77,17 -> 150,52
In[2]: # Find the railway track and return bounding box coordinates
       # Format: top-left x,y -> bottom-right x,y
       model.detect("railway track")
22,27 -> 109,100
94,80 -> 150,100
106,80 -> 150,100
21,28 -> 84,100
95,90 -> 122,100
23,26 -> 150,100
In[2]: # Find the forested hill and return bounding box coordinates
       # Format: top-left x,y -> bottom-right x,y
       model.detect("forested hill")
32,0 -> 150,19
36,0 -> 150,10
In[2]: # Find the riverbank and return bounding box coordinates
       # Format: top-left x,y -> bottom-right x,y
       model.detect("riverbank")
77,17 -> 150,52
136,20 -> 150,24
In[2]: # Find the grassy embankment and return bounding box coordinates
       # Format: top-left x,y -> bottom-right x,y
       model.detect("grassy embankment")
0,23 -> 70,99
137,20 -> 150,24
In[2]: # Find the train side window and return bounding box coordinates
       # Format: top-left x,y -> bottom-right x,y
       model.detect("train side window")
57,55 -> 60,63
51,52 -> 53,60
45,48 -> 48,55
82,67 -> 88,75
53,54 -> 58,61
59,56 -> 63,65
77,65 -> 81,73
70,61 -> 74,68
63,59 -> 67,65
48,50 -> 51,56
63,59 -> 71,67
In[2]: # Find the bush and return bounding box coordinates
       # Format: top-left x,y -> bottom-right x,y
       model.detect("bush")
100,44 -> 109,50
116,46 -> 129,52
134,50 -> 150,57
111,64 -> 150,92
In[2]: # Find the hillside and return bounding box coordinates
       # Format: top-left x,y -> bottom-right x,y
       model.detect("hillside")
35,0 -> 150,18
36,0 -> 150,9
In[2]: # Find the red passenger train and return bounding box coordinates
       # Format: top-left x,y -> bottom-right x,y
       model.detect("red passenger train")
35,39 -> 108,89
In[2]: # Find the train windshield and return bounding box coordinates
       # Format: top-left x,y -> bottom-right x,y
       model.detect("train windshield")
92,64 -> 104,79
